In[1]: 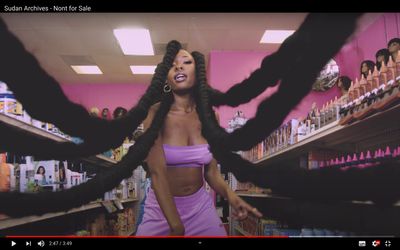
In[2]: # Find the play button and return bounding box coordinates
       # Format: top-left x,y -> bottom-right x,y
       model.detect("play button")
11,241 -> 16,247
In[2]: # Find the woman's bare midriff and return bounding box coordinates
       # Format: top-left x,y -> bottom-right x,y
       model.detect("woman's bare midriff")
166,167 -> 204,196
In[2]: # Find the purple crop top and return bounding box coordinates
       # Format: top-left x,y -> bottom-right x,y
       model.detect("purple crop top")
162,144 -> 213,167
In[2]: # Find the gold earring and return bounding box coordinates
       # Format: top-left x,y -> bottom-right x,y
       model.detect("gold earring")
163,84 -> 171,93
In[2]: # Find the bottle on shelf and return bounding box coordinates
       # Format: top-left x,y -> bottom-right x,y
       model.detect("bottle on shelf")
364,150 -> 373,168
379,61 -> 388,89
366,70 -> 373,93
358,152 -> 365,168
372,66 -> 380,91
359,75 -> 367,97
387,56 -> 396,84
351,153 -> 359,168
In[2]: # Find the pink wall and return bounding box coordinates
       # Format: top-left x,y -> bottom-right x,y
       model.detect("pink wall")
61,84 -> 148,115
60,13 -> 400,128
209,13 -> 400,128
336,13 -> 400,80
208,51 -> 341,128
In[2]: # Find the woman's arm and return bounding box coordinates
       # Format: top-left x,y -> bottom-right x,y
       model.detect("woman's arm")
205,111 -> 262,220
143,104 -> 184,235
204,159 -> 262,220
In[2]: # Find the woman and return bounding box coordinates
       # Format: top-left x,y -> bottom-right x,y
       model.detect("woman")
375,48 -> 390,71
135,46 -> 262,236
101,108 -> 111,120
113,106 -> 128,119
58,162 -> 66,190
360,60 -> 375,78
35,166 -> 47,185
388,38 -> 400,61
336,76 -> 352,106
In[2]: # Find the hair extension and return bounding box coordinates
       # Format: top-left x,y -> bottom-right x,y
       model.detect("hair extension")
192,52 -> 400,206
213,148 -> 400,206
207,13 -> 364,108
0,93 -> 174,217
0,40 -> 182,216
0,25 -> 181,158
196,13 -> 362,152
0,19 -> 179,150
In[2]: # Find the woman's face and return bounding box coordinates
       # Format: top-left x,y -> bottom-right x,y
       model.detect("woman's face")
38,167 -> 45,174
361,63 -> 369,74
377,55 -> 385,63
337,79 -> 343,89
389,42 -> 400,54
167,49 -> 196,94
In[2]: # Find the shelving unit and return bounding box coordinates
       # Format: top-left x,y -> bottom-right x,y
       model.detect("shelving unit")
0,198 -> 138,231
229,102 -> 400,236
236,193 -> 270,198
0,112 -> 142,235
254,103 -> 400,167
0,113 -> 118,167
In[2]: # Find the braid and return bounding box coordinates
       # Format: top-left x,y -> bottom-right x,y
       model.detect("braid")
0,18 -> 180,157
192,51 -> 400,206
0,42 -> 181,217
0,30 -> 180,159
207,13 -> 363,109
0,94 -> 174,217
195,13 -> 362,152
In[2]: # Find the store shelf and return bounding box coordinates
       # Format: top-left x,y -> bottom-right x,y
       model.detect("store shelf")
0,198 -> 138,231
238,192 -> 400,235
236,193 -> 271,198
0,202 -> 101,230
85,154 -> 117,168
254,103 -> 400,167
0,113 -> 67,142
229,103 -> 400,235
0,113 -> 117,167
234,225 -> 252,236
237,192 -> 400,207
121,198 -> 138,204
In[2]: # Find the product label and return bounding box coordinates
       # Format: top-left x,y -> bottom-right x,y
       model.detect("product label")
6,101 -> 23,115
0,101 -> 4,113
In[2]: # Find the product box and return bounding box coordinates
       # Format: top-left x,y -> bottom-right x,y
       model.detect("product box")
34,160 -> 59,191
19,163 -> 35,193
259,218 -> 278,236
286,119 -> 299,145
7,163 -> 16,191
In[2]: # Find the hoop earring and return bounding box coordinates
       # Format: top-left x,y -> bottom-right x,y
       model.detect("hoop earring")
163,84 -> 171,93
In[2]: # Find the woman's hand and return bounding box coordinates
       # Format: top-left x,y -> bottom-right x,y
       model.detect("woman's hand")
169,224 -> 185,236
228,192 -> 263,220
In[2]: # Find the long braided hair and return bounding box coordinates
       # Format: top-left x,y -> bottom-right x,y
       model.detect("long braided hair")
3,13 -> 398,219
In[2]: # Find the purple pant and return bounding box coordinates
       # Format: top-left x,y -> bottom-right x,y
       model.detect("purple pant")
135,186 -> 227,236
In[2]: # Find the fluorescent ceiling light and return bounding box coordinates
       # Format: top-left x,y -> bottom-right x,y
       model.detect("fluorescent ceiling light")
130,65 -> 157,74
71,65 -> 103,74
260,30 -> 295,44
114,29 -> 154,55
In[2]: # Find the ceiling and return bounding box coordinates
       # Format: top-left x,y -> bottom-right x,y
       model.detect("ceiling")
0,13 -> 309,84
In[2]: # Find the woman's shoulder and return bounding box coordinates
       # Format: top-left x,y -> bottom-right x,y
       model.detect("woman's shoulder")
143,102 -> 161,130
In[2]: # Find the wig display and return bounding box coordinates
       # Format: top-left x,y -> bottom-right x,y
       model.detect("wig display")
3,13 -> 399,220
